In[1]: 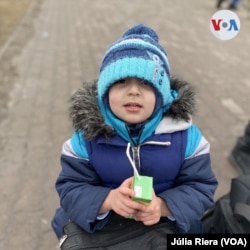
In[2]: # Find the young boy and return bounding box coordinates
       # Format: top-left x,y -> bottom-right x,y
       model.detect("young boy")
51,24 -> 218,248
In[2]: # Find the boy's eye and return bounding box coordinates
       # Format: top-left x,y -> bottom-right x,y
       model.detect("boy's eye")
139,80 -> 149,85
113,78 -> 151,86
115,79 -> 126,84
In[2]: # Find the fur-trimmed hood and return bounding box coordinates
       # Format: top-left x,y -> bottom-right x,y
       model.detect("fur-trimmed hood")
70,77 -> 195,140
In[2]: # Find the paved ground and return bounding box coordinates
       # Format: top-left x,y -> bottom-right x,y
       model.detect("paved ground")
0,0 -> 249,249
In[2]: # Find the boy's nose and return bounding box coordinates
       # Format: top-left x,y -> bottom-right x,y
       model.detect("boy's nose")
127,80 -> 140,95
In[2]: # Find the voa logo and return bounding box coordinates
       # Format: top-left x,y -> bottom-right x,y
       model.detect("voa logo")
210,10 -> 240,40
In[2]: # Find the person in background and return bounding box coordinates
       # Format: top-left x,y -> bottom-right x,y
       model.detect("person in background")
216,0 -> 242,10
229,121 -> 250,175
51,24 -> 218,249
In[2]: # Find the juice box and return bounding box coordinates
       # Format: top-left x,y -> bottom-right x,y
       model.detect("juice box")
132,175 -> 153,205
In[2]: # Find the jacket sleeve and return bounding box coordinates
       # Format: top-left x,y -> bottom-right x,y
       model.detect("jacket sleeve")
55,137 -> 112,233
158,125 -> 218,233
159,154 -> 217,233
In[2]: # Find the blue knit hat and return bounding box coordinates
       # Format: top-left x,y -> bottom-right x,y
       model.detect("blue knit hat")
97,24 -> 171,113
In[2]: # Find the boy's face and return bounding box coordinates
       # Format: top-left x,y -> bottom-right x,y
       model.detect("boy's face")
108,78 -> 156,124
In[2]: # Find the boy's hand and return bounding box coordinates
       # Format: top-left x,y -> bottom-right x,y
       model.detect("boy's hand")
101,177 -> 147,217
133,191 -> 162,225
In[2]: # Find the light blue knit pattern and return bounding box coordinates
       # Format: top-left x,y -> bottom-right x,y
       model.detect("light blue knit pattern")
102,38 -> 170,75
97,57 -> 170,106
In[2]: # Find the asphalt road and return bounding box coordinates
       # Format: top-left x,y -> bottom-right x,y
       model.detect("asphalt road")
0,0 -> 249,249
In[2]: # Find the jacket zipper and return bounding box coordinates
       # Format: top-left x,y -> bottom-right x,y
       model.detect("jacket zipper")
132,146 -> 141,173
131,141 -> 171,174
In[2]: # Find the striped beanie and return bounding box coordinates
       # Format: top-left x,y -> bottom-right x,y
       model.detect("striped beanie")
97,24 -> 171,113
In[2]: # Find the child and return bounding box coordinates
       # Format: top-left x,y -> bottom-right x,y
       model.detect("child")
51,24 -> 218,248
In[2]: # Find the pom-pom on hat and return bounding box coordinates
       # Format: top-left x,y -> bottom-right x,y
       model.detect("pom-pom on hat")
97,24 -> 171,113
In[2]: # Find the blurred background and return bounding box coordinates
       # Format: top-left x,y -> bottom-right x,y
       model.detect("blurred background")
0,0 -> 249,249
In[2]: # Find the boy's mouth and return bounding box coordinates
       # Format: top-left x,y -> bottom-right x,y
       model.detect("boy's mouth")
124,102 -> 142,107
124,102 -> 142,111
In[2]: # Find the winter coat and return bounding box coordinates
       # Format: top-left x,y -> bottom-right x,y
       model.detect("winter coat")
51,77 -> 218,238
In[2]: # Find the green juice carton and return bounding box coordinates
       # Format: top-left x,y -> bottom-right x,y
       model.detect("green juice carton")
132,175 -> 153,205
126,143 -> 153,206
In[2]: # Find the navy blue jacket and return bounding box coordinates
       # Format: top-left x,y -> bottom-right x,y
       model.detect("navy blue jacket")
51,79 -> 218,238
